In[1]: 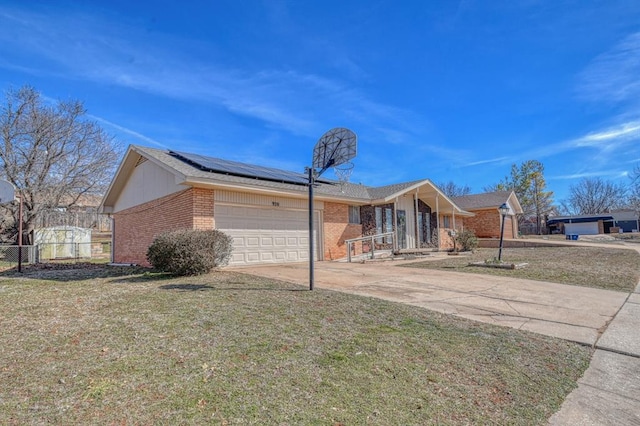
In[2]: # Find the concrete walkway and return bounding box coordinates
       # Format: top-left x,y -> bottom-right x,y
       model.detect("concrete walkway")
235,242 -> 640,424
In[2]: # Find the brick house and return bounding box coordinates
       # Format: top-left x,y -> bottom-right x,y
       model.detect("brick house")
101,145 -> 476,266
451,191 -> 522,239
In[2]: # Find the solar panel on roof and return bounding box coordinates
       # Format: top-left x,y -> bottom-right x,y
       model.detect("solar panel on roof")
169,150 -> 330,186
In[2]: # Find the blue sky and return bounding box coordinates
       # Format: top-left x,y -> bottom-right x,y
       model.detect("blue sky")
1,1 -> 640,202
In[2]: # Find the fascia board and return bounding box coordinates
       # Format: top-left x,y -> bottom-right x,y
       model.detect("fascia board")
379,179 -> 473,216
508,191 -> 524,214
100,145 -> 187,212
100,145 -> 137,211
378,180 -> 431,202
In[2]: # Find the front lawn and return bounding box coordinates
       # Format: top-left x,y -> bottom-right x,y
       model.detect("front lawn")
405,246 -> 640,292
0,266 -> 590,425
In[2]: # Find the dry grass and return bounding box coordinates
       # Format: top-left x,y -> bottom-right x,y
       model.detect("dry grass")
405,246 -> 640,292
0,266 -> 590,425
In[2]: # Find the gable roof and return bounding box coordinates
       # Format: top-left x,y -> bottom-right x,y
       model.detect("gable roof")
452,191 -> 523,214
101,145 -> 473,216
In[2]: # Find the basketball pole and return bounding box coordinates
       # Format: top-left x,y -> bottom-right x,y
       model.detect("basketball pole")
308,167 -> 315,290
17,193 -> 23,273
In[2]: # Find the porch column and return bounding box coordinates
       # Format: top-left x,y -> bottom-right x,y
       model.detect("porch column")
414,190 -> 420,248
436,193 -> 440,250
393,198 -> 398,251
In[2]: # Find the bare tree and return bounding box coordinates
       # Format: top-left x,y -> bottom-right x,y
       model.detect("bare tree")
0,86 -> 121,243
629,163 -> 640,212
437,181 -> 471,197
566,177 -> 627,214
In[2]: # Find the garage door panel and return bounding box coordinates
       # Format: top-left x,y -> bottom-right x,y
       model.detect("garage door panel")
216,204 -> 320,266
231,236 -> 246,247
246,237 -> 260,247
565,222 -> 599,235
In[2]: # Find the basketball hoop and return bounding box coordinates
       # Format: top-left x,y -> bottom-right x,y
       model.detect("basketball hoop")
334,161 -> 353,193
308,127 -> 357,290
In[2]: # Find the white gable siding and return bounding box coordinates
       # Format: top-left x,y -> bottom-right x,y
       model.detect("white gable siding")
114,159 -> 187,212
214,189 -> 324,210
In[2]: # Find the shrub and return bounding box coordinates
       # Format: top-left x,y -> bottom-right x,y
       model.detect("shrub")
146,229 -> 233,276
455,229 -> 479,252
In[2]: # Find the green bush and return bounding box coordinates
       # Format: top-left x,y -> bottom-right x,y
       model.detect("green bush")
146,229 -> 233,276
455,229 -> 479,252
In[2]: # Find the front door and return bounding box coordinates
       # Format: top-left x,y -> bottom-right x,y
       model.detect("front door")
397,210 -> 407,249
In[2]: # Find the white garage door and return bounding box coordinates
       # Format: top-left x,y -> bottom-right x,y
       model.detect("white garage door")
565,222 -> 599,235
215,204 -> 321,266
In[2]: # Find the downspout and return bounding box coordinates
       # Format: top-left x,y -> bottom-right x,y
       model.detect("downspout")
414,190 -> 420,248
436,193 -> 440,250
110,216 -> 115,264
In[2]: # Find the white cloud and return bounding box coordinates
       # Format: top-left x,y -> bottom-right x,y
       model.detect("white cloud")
0,4 -> 425,145
568,120 -> 640,151
577,31 -> 640,104
551,170 -> 629,180
462,156 -> 511,167
88,115 -> 168,148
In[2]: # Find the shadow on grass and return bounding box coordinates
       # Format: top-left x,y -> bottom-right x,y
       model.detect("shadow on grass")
0,264 -> 153,282
158,283 -> 308,292
159,283 -> 214,291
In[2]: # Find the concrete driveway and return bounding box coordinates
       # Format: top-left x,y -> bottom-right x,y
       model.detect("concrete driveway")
234,258 -> 628,346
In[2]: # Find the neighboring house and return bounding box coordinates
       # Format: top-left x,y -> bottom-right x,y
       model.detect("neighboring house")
608,210 -> 640,233
546,215 -> 610,235
452,191 -> 523,239
547,211 -> 639,235
35,194 -> 112,232
100,146 -> 480,266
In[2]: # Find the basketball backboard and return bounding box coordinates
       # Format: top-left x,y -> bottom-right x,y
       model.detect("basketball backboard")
312,127 -> 357,172
0,180 -> 15,204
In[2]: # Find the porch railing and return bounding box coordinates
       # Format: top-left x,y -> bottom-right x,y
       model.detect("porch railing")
345,232 -> 395,263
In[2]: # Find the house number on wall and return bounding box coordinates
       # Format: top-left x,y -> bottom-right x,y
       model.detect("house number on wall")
272,201 -> 280,207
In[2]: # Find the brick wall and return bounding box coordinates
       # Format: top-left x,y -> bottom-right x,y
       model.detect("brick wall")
463,209 -> 515,239
323,202 -> 362,260
193,187 -> 215,229
113,188 -> 215,265
437,216 -> 464,250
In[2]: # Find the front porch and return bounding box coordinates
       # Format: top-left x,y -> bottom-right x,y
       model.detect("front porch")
347,180 -> 474,260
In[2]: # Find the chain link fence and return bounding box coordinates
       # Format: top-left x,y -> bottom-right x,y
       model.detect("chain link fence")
0,241 -> 111,268
0,245 -> 38,268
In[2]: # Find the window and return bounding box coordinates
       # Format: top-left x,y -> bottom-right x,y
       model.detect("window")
349,206 -> 361,224
442,215 -> 451,228
373,206 -> 394,242
385,208 -> 393,243
418,212 -> 430,245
